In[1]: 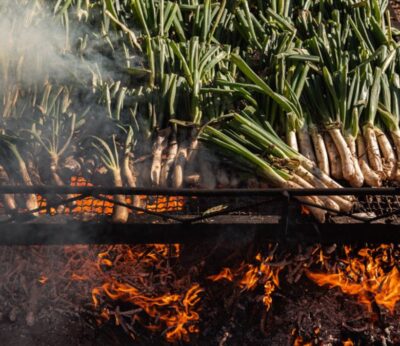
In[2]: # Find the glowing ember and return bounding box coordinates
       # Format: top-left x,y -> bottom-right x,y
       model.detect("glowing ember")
307,245 -> 400,312
36,176 -> 186,216
301,205 -> 311,215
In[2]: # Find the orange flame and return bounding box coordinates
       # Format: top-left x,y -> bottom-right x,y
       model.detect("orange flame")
38,275 -> 48,284
307,245 -> 400,312
208,268 -> 234,282
208,252 -> 280,310
71,273 -> 89,281
293,336 -> 312,346
91,244 -> 201,343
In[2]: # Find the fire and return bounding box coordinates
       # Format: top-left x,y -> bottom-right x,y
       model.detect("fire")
208,252 -> 281,310
38,274 -> 48,284
208,267 -> 234,282
71,273 -> 89,281
91,244 -> 202,343
93,280 -> 203,342
293,335 -> 353,346
293,337 -> 312,346
36,176 -> 185,216
307,245 -> 400,312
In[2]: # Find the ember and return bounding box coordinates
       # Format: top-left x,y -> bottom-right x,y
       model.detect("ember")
36,176 -> 186,216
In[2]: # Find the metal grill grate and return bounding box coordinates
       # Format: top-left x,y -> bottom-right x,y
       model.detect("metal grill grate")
357,194 -> 400,223
1,180 -> 400,225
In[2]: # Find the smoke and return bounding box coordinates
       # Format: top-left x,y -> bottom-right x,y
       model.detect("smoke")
0,1 -> 72,86
0,0 -> 134,91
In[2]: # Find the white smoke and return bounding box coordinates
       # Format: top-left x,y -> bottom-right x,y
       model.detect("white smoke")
0,1 -> 76,86
0,0 -> 134,90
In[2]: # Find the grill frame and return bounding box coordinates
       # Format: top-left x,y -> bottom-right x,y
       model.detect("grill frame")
0,185 -> 400,245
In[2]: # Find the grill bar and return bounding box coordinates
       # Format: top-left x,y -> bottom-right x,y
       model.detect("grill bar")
0,185 -> 399,245
0,185 -> 399,196
0,222 -> 399,245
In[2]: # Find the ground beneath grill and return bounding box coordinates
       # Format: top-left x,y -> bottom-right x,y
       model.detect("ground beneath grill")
0,243 -> 399,346
0,280 -> 399,345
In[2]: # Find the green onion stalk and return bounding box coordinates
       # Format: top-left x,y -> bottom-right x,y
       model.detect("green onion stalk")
0,136 -> 39,216
201,111 -> 354,214
29,86 -> 78,210
92,135 -> 129,223
346,69 -> 381,187
302,13 -> 362,186
169,38 -> 227,187
121,125 -> 141,207
303,71 -> 356,185
229,53 -> 306,149
378,71 -> 400,181
201,125 -> 328,222
362,66 -> 385,178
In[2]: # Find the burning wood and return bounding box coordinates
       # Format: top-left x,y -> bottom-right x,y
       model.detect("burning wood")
0,243 -> 399,344
91,244 -> 203,343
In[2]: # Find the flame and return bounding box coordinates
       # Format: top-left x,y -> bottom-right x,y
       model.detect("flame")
91,244 -> 202,343
38,275 -> 48,284
293,336 -> 312,346
307,245 -> 400,312
36,176 -> 185,215
208,252 -> 280,310
208,268 -> 234,282
71,273 -> 89,281
343,339 -> 354,346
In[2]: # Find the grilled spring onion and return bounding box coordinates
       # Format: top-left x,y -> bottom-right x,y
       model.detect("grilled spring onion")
309,124 -> 330,175
172,142 -> 188,188
323,132 -> 343,180
29,87 -> 77,211
202,112 -> 354,213
356,134 -> 382,186
92,136 -> 129,224
363,67 -> 385,178
0,164 -> 16,212
0,138 -> 39,216
229,112 -> 354,207
201,125 -> 327,222
122,126 -> 141,208
160,132 -> 178,187
198,144 -> 217,189
150,128 -> 171,186
377,72 -> 400,180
